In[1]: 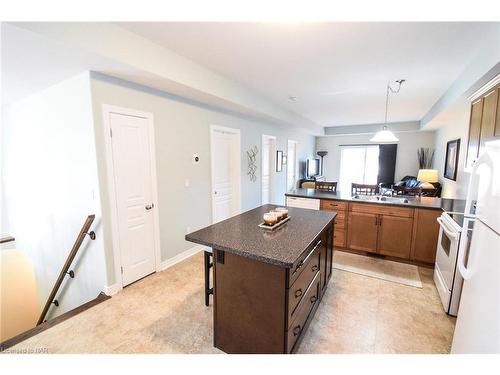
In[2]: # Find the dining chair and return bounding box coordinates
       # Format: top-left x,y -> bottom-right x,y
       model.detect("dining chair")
315,181 -> 338,192
351,183 -> 379,195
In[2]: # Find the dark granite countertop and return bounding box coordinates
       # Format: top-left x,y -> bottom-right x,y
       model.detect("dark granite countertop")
285,188 -> 466,212
185,204 -> 336,268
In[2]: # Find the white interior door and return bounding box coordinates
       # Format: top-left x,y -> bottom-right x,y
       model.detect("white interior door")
211,126 -> 241,223
262,135 -> 276,204
287,140 -> 297,191
109,112 -> 157,286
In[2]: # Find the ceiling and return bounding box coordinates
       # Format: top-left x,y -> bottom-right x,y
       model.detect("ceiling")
119,22 -> 497,127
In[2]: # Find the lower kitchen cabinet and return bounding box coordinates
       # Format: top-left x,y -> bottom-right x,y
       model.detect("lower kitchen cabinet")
410,208 -> 441,264
377,215 -> 413,259
303,197 -> 441,266
347,211 -> 378,253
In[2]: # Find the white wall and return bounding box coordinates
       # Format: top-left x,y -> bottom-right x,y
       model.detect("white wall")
1,72 -> 107,319
89,73 -> 316,285
431,99 -> 471,199
316,131 -> 436,187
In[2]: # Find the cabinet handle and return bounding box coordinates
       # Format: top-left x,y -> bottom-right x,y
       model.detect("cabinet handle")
374,216 -> 378,225
311,265 -> 318,272
294,289 -> 303,298
293,325 -> 301,336
310,295 -> 318,304
379,216 -> 382,226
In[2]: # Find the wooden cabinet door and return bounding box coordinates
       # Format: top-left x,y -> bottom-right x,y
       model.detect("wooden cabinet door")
410,209 -> 441,264
479,88 -> 499,148
347,212 -> 378,253
377,215 -> 413,259
494,87 -> 500,137
326,227 -> 333,282
319,242 -> 327,295
466,98 -> 483,169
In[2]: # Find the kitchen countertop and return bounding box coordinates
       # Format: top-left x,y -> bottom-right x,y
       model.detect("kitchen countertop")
285,188 -> 466,212
185,204 -> 336,268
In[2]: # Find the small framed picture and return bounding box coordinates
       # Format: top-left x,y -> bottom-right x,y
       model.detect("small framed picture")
444,139 -> 460,181
276,151 -> 283,172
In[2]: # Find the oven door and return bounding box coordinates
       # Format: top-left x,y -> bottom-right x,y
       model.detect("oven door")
435,215 -> 461,291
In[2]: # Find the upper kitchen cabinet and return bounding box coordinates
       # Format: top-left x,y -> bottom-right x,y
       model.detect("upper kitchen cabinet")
479,88 -> 499,147
466,83 -> 500,168
466,98 -> 483,169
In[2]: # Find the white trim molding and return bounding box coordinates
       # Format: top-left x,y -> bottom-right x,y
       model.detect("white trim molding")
158,245 -> 208,271
468,72 -> 500,101
104,283 -> 121,296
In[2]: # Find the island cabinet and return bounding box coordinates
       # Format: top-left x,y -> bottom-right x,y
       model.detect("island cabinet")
186,204 -> 336,354
213,224 -> 333,354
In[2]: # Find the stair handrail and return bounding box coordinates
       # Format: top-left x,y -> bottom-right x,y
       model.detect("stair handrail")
36,214 -> 96,325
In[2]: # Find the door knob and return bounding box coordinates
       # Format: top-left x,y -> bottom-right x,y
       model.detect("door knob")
145,203 -> 154,211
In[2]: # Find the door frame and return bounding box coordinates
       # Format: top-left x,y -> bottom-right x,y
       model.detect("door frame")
286,139 -> 298,191
102,104 -> 162,292
261,134 -> 277,204
209,125 -> 242,223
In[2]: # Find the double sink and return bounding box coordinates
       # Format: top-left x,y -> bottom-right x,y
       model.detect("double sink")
352,194 -> 411,204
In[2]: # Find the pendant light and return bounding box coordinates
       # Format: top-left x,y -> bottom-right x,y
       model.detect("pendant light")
370,79 -> 405,143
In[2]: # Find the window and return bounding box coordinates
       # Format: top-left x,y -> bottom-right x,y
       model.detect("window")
339,145 -> 379,194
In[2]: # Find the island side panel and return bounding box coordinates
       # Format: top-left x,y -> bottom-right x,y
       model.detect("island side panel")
213,249 -> 287,354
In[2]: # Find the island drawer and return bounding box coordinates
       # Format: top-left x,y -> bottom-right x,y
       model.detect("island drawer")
321,200 -> 347,211
288,237 -> 322,287
350,202 -> 414,218
286,273 -> 321,353
333,229 -> 345,248
333,211 -> 345,228
287,250 -> 320,322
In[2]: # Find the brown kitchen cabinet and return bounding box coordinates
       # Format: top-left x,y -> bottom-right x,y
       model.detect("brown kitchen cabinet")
466,83 -> 500,168
346,211 -> 378,253
479,88 -> 499,148
496,87 -> 500,137
466,98 -> 484,168
410,208 -> 441,264
347,203 -> 415,260
377,215 -> 413,259
320,199 -> 348,249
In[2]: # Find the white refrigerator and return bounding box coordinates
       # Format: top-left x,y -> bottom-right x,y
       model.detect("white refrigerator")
451,139 -> 500,353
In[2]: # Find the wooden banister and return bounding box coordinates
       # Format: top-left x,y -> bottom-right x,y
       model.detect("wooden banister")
36,215 -> 96,325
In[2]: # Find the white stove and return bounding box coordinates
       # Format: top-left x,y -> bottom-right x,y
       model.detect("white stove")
434,211 -> 473,316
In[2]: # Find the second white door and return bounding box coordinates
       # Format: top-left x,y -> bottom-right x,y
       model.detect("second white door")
211,126 -> 241,223
262,135 -> 276,204
287,140 -> 297,191
109,111 -> 158,286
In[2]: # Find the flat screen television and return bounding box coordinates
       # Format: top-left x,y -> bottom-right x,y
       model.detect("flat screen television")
306,158 -> 320,177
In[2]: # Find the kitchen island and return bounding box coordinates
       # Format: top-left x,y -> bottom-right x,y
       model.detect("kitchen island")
185,204 -> 336,354
285,188 -> 465,266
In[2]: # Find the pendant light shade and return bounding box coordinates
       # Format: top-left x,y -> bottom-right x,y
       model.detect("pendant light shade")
370,126 -> 399,142
371,79 -> 405,143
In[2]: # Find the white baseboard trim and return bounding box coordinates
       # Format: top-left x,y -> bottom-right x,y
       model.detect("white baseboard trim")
158,245 -> 208,272
103,283 -> 121,296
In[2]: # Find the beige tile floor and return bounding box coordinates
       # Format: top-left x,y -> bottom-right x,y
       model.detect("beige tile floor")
8,251 -> 455,354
